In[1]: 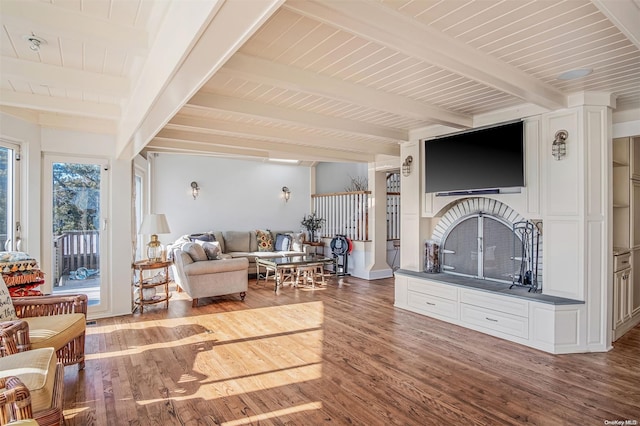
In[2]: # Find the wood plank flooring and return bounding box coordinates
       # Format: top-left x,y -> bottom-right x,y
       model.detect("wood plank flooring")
63,276 -> 640,425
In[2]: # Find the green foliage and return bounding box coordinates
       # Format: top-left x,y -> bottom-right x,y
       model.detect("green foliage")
52,163 -> 101,235
301,212 -> 325,234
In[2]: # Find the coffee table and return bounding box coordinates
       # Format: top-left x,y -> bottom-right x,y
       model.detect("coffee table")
256,255 -> 334,292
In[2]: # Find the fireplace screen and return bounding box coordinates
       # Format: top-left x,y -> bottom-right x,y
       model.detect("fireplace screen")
441,214 -> 522,283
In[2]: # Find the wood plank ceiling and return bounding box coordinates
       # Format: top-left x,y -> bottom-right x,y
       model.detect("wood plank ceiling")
1,0 -> 639,164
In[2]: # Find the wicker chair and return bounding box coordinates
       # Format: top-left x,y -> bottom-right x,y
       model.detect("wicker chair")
0,275 -> 88,370
0,322 -> 65,426
11,294 -> 88,370
0,376 -> 34,425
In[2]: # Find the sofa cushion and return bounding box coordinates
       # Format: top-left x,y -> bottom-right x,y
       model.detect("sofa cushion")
223,231 -> 251,253
0,275 -> 17,321
0,347 -> 57,413
183,242 -> 208,262
256,229 -> 274,252
274,233 -> 292,251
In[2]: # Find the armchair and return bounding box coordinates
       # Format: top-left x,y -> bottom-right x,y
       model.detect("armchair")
0,375 -> 33,425
0,322 -> 64,426
0,276 -> 87,370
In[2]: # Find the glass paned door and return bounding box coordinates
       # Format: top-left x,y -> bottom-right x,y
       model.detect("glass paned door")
46,157 -> 107,310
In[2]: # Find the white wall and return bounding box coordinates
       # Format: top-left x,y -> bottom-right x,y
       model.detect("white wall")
316,162 -> 368,193
152,154 -> 313,243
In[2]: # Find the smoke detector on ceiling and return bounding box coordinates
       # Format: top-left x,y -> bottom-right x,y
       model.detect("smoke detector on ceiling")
22,34 -> 47,52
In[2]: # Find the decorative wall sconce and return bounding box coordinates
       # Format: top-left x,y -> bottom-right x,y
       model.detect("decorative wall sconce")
402,155 -> 413,177
282,186 -> 291,202
190,181 -> 200,200
552,130 -> 568,160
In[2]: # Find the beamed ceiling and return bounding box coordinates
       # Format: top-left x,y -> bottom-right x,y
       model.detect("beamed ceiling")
1,0 -> 639,165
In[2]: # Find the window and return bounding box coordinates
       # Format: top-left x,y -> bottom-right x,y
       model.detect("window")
0,141 -> 20,251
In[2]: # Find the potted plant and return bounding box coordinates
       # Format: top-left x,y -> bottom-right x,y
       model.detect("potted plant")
301,212 -> 325,243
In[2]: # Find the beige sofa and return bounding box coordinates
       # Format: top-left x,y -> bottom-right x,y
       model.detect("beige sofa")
170,230 -> 308,306
171,245 -> 249,307
171,230 -> 309,275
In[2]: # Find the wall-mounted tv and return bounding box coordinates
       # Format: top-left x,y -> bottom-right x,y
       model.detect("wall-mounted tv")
424,121 -> 524,194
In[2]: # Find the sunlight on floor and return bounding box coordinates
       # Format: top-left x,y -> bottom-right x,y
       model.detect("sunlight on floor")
221,402 -> 323,425
83,300 -> 326,415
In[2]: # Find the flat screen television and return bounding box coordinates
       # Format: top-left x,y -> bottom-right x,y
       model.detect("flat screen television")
424,121 -> 524,194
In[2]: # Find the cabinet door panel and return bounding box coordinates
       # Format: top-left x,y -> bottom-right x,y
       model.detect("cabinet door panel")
634,182 -> 640,248
632,137 -> 640,180
633,250 -> 640,314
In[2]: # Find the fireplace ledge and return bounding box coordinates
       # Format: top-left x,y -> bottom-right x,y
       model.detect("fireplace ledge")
395,269 -> 583,305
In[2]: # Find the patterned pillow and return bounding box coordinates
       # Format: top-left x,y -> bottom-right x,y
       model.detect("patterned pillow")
199,241 -> 221,260
182,242 -> 208,262
256,229 -> 274,252
0,275 -> 17,321
274,233 -> 292,251
288,232 -> 306,252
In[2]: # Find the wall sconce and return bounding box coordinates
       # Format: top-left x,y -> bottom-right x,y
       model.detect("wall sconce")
402,155 -> 413,177
282,186 -> 291,202
190,181 -> 200,200
552,130 -> 568,160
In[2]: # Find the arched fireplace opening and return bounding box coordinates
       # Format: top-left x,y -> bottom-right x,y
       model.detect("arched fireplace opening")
431,198 -> 542,290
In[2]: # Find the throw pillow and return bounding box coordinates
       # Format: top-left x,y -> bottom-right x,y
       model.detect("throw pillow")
189,232 -> 216,242
274,233 -> 292,251
0,275 -> 17,321
256,229 -> 274,252
199,241 -> 221,260
182,242 -> 208,262
288,232 -> 306,252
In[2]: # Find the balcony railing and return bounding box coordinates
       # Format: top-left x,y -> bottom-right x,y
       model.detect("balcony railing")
54,230 -> 100,286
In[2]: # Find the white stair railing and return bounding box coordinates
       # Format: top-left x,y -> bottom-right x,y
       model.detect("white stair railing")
313,191 -> 370,241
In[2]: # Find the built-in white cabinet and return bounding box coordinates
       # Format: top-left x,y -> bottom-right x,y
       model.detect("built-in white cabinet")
612,136 -> 640,341
394,272 -> 586,354
613,264 -> 632,329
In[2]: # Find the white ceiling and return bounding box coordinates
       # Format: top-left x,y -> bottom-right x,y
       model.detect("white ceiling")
1,0 -> 639,164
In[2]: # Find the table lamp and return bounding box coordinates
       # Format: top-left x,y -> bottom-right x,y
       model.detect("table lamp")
139,213 -> 171,262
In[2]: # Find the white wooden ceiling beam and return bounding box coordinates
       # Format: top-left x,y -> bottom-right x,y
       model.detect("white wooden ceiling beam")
149,138 -> 269,159
118,0 -> 285,160
1,57 -> 130,97
0,89 -> 120,119
591,0 -> 640,50
285,0 -> 567,111
154,129 -> 375,162
0,0 -> 148,55
187,93 -> 407,142
223,53 -> 472,129
166,114 -> 400,156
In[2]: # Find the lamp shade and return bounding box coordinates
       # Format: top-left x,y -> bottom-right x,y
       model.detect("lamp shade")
139,214 -> 171,235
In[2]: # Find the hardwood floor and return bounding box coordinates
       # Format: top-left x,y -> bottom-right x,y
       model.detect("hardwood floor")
63,276 -> 640,425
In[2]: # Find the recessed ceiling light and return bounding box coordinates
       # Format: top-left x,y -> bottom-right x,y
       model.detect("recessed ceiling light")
557,68 -> 593,80
268,158 -> 299,164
